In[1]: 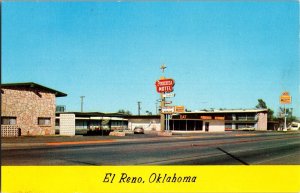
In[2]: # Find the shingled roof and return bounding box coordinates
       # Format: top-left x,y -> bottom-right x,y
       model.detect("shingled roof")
1,82 -> 67,97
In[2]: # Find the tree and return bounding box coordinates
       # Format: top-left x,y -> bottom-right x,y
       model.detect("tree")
256,99 -> 267,109
117,109 -> 132,115
277,107 -> 296,125
267,108 -> 275,121
255,99 -> 274,121
145,111 -> 152,115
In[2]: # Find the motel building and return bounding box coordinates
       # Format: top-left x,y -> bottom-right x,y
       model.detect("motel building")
55,109 -> 267,135
55,112 -> 128,136
124,109 -> 268,133
1,82 -> 67,137
54,113 -> 160,136
168,109 -> 268,132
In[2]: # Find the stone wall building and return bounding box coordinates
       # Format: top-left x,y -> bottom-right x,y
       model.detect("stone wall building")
1,82 -> 67,136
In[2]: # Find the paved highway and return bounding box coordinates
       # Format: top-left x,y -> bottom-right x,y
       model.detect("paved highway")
2,132 -> 300,165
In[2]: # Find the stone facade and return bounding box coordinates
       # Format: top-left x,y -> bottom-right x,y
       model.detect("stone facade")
257,112 -> 268,130
1,86 -> 57,136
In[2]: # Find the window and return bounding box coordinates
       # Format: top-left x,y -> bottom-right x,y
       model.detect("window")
225,114 -> 233,120
237,114 -> 247,121
236,113 -> 256,121
75,120 -> 88,129
1,117 -> 17,125
236,123 -> 255,129
111,121 -> 125,126
38,117 -> 51,126
225,123 -> 232,130
55,119 -> 60,126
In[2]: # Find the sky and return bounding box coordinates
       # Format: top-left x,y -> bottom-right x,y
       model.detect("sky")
2,1 -> 299,117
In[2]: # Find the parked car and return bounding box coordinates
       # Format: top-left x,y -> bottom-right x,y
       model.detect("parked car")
134,126 -> 144,134
288,122 -> 300,131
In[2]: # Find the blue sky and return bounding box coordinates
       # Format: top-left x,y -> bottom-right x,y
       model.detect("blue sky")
3,2 -> 299,116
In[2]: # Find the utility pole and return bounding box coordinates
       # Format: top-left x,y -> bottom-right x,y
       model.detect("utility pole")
80,96 -> 85,112
137,101 -> 141,116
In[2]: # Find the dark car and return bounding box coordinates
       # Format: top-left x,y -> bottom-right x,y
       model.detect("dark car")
133,126 -> 144,134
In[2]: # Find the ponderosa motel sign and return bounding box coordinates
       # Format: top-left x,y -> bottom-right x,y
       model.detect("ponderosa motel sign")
155,78 -> 175,93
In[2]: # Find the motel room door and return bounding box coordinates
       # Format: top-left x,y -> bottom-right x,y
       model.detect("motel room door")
205,122 -> 209,132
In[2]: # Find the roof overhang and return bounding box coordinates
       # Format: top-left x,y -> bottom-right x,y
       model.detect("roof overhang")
189,109 -> 268,114
1,82 -> 67,97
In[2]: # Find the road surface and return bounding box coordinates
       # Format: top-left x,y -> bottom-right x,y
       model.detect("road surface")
2,131 -> 300,165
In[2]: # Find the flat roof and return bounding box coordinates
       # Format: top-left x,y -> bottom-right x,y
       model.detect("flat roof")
57,112 -> 126,117
191,109 -> 268,113
1,82 -> 67,97
124,115 -> 160,119
57,109 -> 267,118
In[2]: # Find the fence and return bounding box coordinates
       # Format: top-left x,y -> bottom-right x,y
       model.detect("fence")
1,125 -> 20,137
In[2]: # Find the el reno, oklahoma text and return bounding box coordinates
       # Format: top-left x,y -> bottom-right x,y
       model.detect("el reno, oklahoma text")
103,173 -> 197,184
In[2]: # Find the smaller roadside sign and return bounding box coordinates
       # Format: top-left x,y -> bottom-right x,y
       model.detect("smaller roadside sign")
175,106 -> 185,113
163,93 -> 176,98
200,116 -> 212,120
161,106 -> 174,114
164,101 -> 172,105
215,116 -> 225,120
280,92 -> 291,104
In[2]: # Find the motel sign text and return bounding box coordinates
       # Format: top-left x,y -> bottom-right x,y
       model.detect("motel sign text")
155,78 -> 175,93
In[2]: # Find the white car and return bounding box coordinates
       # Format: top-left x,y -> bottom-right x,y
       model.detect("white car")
133,126 -> 144,134
288,122 -> 300,131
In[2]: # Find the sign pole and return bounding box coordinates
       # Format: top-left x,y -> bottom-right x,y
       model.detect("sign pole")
280,92 -> 291,131
284,104 -> 286,131
166,115 -> 168,131
156,64 -> 175,132
168,115 -> 170,131
160,78 -> 165,132
166,114 -> 169,131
